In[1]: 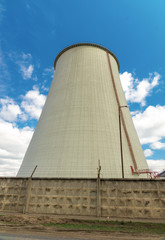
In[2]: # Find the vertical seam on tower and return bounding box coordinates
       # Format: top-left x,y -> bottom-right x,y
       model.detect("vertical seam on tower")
106,52 -> 138,170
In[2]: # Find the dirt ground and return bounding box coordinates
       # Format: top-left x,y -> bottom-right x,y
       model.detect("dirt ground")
0,213 -> 165,240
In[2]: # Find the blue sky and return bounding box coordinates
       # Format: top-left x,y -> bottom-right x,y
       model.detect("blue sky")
0,0 -> 165,176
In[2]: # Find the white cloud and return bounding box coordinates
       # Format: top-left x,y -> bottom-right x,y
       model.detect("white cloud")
42,66 -> 54,78
0,159 -> 21,177
120,72 -> 164,173
41,66 -> 54,91
150,141 -> 165,150
0,98 -> 22,121
21,87 -> 46,119
147,160 -> 165,173
130,110 -> 140,116
0,86 -> 47,122
22,53 -> 32,60
133,105 -> 165,145
144,149 -> 153,157
0,85 -> 47,176
0,119 -> 33,176
120,72 -> 160,106
9,51 -> 34,80
20,64 -> 34,79
0,119 -> 33,155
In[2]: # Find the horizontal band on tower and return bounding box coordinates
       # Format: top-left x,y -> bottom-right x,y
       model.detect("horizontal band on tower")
54,43 -> 120,70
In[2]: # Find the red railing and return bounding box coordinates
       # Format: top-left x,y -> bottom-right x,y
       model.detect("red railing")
130,166 -> 159,178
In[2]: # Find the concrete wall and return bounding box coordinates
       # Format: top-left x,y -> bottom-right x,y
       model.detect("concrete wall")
0,178 -> 27,212
0,178 -> 164,219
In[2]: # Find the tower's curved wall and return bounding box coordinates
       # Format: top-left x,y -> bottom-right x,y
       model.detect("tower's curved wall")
17,44 -> 148,178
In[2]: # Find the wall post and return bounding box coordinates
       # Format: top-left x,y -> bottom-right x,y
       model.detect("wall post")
23,166 -> 37,214
96,160 -> 101,217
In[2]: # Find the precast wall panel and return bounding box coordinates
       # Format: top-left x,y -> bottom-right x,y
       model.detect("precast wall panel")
17,44 -> 148,178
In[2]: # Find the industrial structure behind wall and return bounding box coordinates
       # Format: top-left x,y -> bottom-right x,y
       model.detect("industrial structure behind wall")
17,43 -> 148,178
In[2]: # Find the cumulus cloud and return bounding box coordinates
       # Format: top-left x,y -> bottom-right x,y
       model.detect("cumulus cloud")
0,159 -> 21,176
147,160 -> 165,173
0,119 -> 33,156
0,119 -> 33,176
0,86 -> 47,176
144,149 -> 153,157
133,105 -> 165,145
120,72 -> 160,106
0,98 -> 22,121
21,87 -> 46,119
150,141 -> 165,150
0,86 -> 46,122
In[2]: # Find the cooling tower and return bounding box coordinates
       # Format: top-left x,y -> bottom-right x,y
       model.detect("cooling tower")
17,43 -> 148,178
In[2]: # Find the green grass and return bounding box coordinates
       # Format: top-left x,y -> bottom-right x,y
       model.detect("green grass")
44,223 -> 124,232
43,220 -> 165,235
1,215 -> 164,235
